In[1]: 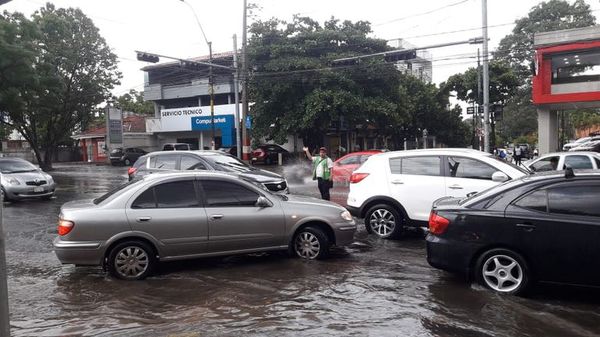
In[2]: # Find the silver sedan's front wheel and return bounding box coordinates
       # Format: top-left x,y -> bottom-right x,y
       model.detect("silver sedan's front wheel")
293,226 -> 330,260
108,241 -> 155,280
476,248 -> 530,295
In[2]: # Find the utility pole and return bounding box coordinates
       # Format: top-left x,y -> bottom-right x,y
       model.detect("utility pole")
241,0 -> 249,160
0,184 -> 9,337
476,48 -> 481,149
233,34 -> 242,159
482,0 -> 490,153
179,0 -> 215,149
208,42 -> 215,150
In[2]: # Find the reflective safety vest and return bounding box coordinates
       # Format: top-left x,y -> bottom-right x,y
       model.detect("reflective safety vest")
312,157 -> 331,180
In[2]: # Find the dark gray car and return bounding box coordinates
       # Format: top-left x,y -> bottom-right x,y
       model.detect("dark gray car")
53,172 -> 356,280
129,150 -> 289,193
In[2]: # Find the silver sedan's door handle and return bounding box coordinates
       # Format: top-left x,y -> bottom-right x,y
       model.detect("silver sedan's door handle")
449,185 -> 463,190
137,216 -> 151,222
210,214 -> 224,220
391,180 -> 404,185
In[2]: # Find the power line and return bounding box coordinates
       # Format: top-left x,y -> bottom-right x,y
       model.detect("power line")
374,0 -> 472,26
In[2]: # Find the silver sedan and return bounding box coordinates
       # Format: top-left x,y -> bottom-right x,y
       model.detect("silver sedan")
53,171 -> 357,280
0,158 -> 56,201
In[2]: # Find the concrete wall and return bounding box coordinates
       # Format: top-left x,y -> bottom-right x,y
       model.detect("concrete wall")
534,25 -> 600,47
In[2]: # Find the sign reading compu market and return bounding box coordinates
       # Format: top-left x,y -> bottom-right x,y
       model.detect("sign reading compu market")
158,105 -> 236,132
156,104 -> 241,147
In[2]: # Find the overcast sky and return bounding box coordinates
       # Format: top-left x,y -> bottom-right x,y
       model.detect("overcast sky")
2,0 -> 599,97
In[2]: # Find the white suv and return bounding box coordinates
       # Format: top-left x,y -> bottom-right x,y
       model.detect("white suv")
346,149 -> 529,239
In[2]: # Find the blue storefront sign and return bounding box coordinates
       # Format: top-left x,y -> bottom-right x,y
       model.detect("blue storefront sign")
191,115 -> 235,147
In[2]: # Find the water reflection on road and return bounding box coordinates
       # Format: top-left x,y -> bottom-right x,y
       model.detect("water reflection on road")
5,164 -> 600,336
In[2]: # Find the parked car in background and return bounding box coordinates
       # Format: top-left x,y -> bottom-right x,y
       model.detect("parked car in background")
109,147 -> 147,166
346,149 -> 528,239
53,171 -> 357,280
218,146 -> 238,156
251,144 -> 290,165
0,158 -> 55,201
331,150 -> 382,183
526,151 -> 600,172
129,150 -> 289,193
162,143 -> 192,151
426,170 -> 600,295
563,136 -> 592,151
569,139 -> 600,153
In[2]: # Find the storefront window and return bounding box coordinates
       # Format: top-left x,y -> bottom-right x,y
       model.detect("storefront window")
551,49 -> 600,84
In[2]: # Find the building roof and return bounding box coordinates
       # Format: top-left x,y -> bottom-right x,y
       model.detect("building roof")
73,114 -> 148,140
141,51 -> 235,71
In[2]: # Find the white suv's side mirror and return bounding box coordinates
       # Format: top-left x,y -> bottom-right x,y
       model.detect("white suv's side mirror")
492,171 -> 509,183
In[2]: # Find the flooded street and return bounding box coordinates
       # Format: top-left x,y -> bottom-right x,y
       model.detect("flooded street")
4,164 -> 600,336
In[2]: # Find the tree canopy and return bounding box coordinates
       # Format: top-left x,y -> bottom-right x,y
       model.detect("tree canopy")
490,0 -> 596,144
113,89 -> 154,115
494,0 -> 596,82
0,4 -> 121,169
248,16 -> 467,149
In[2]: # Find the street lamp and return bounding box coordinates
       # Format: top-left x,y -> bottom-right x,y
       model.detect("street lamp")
179,0 -> 216,149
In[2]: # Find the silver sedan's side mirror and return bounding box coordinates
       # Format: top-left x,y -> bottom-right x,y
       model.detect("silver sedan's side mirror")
256,196 -> 272,208
492,171 -> 509,183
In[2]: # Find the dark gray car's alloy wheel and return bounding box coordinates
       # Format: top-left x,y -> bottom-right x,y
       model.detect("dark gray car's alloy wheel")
365,204 -> 402,239
124,158 -> 131,166
108,241 -> 155,280
476,248 -> 530,295
293,227 -> 329,260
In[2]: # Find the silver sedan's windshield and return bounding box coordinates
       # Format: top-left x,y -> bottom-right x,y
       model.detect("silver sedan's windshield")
0,161 -> 38,174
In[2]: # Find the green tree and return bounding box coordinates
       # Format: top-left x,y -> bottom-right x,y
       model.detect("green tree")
113,89 -> 154,115
247,16 -> 402,148
443,61 -> 519,105
495,0 -> 595,82
442,61 -> 519,147
0,4 -> 121,170
398,73 -> 468,147
491,0 -> 596,144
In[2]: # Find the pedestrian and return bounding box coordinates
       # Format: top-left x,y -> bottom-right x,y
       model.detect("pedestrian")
303,146 -> 334,200
515,146 -> 522,166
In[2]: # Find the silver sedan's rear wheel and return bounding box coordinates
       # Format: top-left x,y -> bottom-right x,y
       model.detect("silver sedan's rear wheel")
293,226 -> 330,260
108,241 -> 155,280
365,204 -> 403,239
476,248 -> 530,295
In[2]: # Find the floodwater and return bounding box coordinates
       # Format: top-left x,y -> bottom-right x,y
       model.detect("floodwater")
4,164 -> 600,336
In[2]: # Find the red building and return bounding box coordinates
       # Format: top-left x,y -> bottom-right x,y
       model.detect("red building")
533,25 -> 600,154
73,115 -> 148,163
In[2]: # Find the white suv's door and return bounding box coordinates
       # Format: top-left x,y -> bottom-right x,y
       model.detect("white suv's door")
445,156 -> 500,198
388,156 -> 446,221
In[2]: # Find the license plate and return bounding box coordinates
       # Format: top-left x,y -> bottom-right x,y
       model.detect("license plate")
33,187 -> 44,193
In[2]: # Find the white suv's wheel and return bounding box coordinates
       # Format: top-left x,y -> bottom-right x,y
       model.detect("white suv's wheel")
365,204 -> 403,239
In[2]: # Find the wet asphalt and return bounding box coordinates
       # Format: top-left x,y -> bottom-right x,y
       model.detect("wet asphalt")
3,163 -> 600,337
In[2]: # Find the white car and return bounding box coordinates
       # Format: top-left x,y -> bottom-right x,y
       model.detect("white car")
563,137 -> 591,151
346,149 -> 529,239
527,151 -> 600,172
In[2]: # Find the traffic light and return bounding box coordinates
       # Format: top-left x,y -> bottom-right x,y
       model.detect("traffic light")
136,52 -> 159,63
179,60 -> 204,71
384,49 -> 417,63
494,104 -> 504,121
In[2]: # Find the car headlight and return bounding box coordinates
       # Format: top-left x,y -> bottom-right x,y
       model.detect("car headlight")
44,174 -> 54,184
340,210 -> 353,221
3,177 -> 20,185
